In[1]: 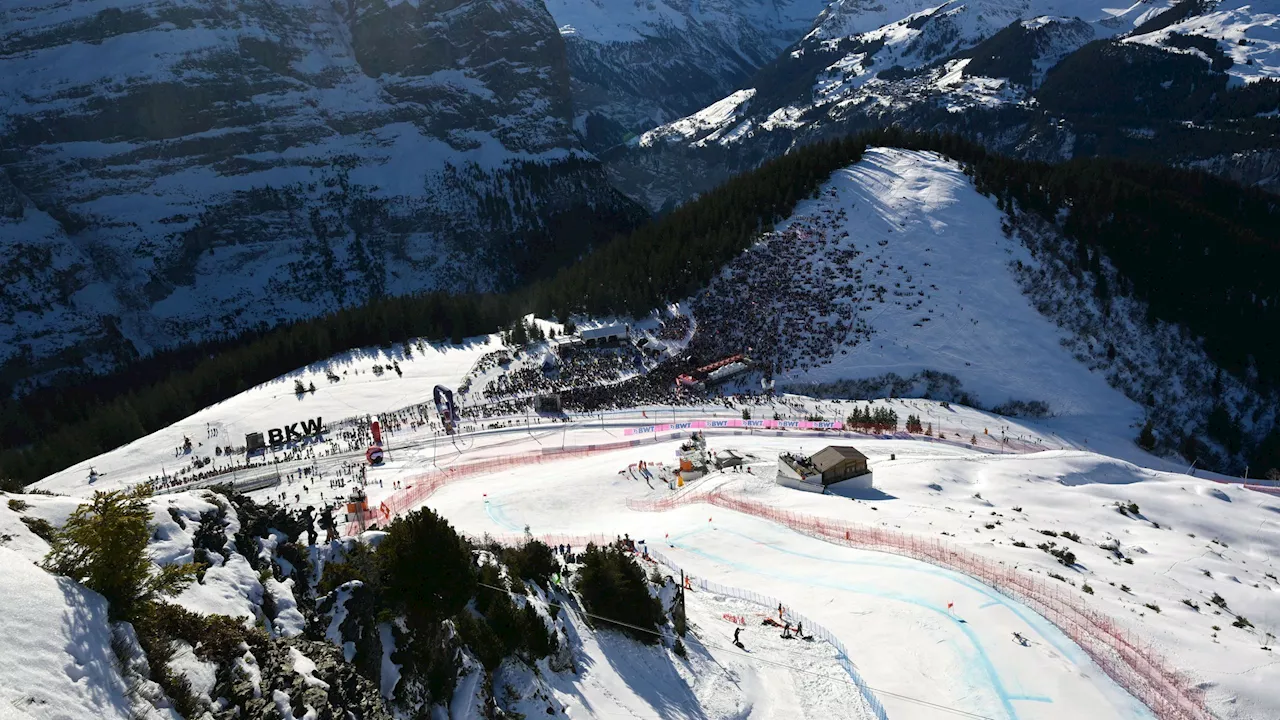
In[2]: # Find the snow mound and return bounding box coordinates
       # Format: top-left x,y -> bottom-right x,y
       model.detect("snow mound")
0,548 -> 135,720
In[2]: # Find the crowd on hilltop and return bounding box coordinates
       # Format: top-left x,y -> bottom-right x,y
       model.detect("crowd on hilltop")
559,358 -> 694,411
689,203 -> 887,376
460,345 -> 649,417
655,315 -> 691,341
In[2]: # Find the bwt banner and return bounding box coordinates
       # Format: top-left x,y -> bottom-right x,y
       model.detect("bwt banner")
623,419 -> 843,436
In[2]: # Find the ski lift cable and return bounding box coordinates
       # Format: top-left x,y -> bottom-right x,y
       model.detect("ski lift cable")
476,582 -> 997,720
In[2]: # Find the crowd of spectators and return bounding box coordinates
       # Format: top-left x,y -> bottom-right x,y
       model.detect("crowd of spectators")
461,345 -> 653,418
688,204 -> 881,375
654,315 -> 691,341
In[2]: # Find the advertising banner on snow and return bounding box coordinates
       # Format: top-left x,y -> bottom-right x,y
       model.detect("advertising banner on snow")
247,417 -> 325,451
622,419 -> 844,436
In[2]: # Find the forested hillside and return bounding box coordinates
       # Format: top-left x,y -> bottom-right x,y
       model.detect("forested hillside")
4,130 -> 1279,484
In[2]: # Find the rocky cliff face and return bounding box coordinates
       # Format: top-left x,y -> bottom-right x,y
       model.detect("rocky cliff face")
0,0 -> 642,389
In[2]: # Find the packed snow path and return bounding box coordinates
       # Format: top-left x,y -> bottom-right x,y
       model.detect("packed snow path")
424,443 -> 1173,720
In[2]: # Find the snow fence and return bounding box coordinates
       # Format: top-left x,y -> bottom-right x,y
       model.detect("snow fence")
478,532 -> 886,720
354,422 -> 1046,536
627,491 -> 1213,720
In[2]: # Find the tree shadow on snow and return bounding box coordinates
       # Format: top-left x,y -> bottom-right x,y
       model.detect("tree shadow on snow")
591,628 -> 710,720
56,577 -> 134,717
549,593 -> 709,720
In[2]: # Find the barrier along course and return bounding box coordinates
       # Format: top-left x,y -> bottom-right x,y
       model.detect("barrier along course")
627,490 -> 1212,720
345,427 -> 1211,720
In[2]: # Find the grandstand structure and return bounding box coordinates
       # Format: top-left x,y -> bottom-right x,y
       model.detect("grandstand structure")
676,353 -> 751,390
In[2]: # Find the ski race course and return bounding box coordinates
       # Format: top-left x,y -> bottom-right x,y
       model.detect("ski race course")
22,148 -> 1280,720
355,427 -> 1212,720
34,386 -> 1280,720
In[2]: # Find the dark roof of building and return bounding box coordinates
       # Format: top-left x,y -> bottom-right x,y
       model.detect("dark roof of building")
811,445 -> 868,471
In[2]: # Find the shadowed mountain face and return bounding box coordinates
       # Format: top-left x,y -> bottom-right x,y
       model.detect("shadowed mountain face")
0,0 -> 643,389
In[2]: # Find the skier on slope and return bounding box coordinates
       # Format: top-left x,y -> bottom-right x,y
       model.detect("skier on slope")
734,627 -> 744,649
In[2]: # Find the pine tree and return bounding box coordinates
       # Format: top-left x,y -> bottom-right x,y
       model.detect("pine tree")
294,379 -> 306,395
1137,421 -> 1156,451
510,321 -> 528,347
44,487 -> 197,622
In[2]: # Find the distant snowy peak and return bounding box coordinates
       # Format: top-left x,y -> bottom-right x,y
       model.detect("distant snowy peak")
628,0 -> 1280,158
1123,0 -> 1280,84
608,0 -> 1280,218
636,89 -> 758,146
634,0 -> 1173,151
809,0 -> 1142,42
545,0 -> 834,143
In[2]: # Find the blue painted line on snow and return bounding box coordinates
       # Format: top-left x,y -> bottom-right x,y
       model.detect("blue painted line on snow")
483,500 -> 523,532
671,539 -> 1022,720
675,524 -> 1081,661
979,600 -> 1002,609
1008,695 -> 1054,703
666,522 -> 1154,720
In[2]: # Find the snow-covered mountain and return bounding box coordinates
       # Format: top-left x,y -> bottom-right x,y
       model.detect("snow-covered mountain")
543,0 -> 833,149
611,0 -> 1280,210
0,0 -> 644,390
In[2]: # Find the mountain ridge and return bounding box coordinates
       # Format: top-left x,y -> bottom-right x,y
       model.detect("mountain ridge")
0,0 -> 644,390
609,0 -> 1280,211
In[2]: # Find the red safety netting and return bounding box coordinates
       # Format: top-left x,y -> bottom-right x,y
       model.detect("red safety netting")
347,441 -> 648,536
628,490 -> 1213,720
342,433 -> 1212,720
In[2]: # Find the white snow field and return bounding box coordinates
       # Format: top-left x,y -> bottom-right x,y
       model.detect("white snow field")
15,147 -> 1280,719
0,547 -> 137,720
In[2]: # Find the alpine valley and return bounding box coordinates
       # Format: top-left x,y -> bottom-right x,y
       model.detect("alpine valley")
3,0 -> 1278,388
